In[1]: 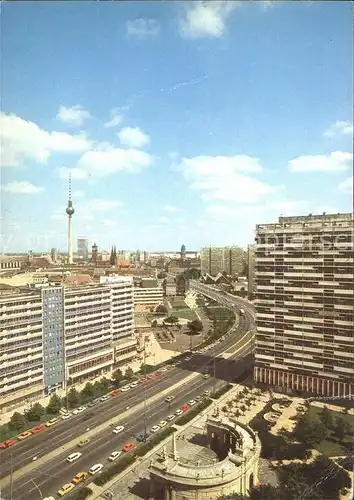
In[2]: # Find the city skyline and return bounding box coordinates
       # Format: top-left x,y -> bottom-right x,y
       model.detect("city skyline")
1,1 -> 353,254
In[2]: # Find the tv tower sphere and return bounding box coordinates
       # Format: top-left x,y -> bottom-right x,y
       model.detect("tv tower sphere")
66,202 -> 75,217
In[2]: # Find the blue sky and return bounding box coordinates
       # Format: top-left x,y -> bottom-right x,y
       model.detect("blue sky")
1,0 -> 353,253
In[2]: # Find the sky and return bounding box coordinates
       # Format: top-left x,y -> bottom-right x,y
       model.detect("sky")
1,0 -> 353,254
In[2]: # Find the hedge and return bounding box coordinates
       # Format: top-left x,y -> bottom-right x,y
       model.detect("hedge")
210,384 -> 233,400
174,398 -> 213,426
93,454 -> 136,486
135,427 -> 175,457
67,487 -> 93,500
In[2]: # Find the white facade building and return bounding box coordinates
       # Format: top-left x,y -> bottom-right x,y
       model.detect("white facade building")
134,286 -> 164,307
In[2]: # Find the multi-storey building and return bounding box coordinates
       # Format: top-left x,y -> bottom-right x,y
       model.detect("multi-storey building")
77,237 -> 89,260
0,276 -> 135,413
134,283 -> 164,308
254,213 -> 354,397
247,244 -> 256,297
201,246 -> 245,277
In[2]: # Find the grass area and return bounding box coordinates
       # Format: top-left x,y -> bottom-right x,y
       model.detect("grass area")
315,439 -> 348,457
170,299 -> 187,309
173,309 -> 198,321
309,406 -> 354,457
309,406 -> 354,432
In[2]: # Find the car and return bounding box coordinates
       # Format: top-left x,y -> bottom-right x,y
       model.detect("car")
3,439 -> 15,448
88,463 -> 104,475
18,431 -> 32,441
181,403 -> 189,413
185,356 -> 191,361
73,406 -> 86,415
165,396 -> 175,403
113,425 -> 125,434
166,414 -> 175,421
108,451 -> 122,461
146,374 -> 156,380
100,395 -> 110,402
160,367 -> 168,372
88,399 -> 100,407
57,483 -> 75,497
158,420 -> 167,427
136,433 -> 148,443
59,408 -> 69,415
46,418 -> 58,427
72,472 -> 88,484
150,425 -> 160,433
78,438 -> 90,447
123,442 -> 135,453
175,409 -> 183,416
188,400 -> 197,406
203,374 -> 210,379
66,452 -> 82,463
31,425 -> 45,434
203,390 -> 211,396
110,389 -> 121,397
120,385 -> 130,392
61,413 -> 72,420
195,396 -> 203,402
139,378 -> 148,384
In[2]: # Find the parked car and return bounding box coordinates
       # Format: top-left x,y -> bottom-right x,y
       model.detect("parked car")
123,442 -> 135,453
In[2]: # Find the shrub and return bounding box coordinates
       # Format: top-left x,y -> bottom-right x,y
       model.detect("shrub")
93,455 -> 136,486
67,487 -> 93,500
135,427 -> 175,457
210,384 -> 233,400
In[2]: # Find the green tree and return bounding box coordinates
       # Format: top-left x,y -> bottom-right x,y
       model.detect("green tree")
319,406 -> 333,429
125,367 -> 134,380
93,380 -> 105,397
187,319 -> 203,335
293,413 -> 328,447
333,417 -> 346,441
67,388 -> 80,408
111,369 -> 123,388
164,315 -> 179,324
100,377 -> 110,394
155,304 -> 168,314
250,484 -> 283,500
80,382 -> 95,403
9,412 -> 26,431
46,393 -> 62,415
26,403 -> 45,422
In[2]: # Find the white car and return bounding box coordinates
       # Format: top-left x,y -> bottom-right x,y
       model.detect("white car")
108,451 -> 121,462
72,406 -> 86,415
158,420 -> 167,427
113,425 -> 125,434
61,412 -> 72,420
189,400 -> 196,406
130,382 -> 138,388
88,463 -> 104,475
100,395 -> 110,402
165,396 -> 175,403
120,386 -> 130,392
66,452 -> 82,463
150,425 -> 160,433
160,367 -> 168,372
175,409 -> 183,416
166,414 -> 175,421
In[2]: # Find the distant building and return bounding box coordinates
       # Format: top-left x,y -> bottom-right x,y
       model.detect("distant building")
50,248 -> 58,263
77,237 -> 89,260
165,275 -> 177,297
91,243 -> 98,264
0,256 -> 22,270
201,246 -> 245,277
175,274 -> 189,296
134,278 -> 164,308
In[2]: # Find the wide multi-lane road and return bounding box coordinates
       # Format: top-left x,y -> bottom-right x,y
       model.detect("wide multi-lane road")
0,284 -> 255,499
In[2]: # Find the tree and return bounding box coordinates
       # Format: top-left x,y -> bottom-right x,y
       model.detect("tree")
319,406 -> 333,429
151,319 -> 158,327
187,319 -> 203,335
156,304 -> 168,314
164,315 -> 179,324
26,403 -> 45,422
67,388 -> 80,408
46,393 -> 62,415
9,412 -> 26,431
111,369 -> 123,388
80,382 -> 95,403
293,413 -> 328,447
333,417 -> 346,441
125,367 -> 134,380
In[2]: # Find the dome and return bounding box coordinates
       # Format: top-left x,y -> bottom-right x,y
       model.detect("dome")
66,201 -> 75,216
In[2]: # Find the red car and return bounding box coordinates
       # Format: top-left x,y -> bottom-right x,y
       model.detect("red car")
139,378 -> 148,385
123,442 -> 135,453
110,389 -> 121,397
182,403 -> 189,413
31,425 -> 45,434
146,374 -> 156,380
0,439 -> 15,449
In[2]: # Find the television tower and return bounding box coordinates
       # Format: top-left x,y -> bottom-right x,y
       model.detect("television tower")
66,173 -> 75,264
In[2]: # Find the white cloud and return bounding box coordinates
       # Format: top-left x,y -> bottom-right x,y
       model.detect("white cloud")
50,198 -> 121,224
77,147 -> 153,178
118,127 -> 150,148
57,167 -> 89,180
102,219 -> 117,227
104,108 -> 124,128
163,205 -> 182,212
88,199 -> 122,212
157,216 -> 169,224
324,120 -> 354,138
289,152 -> 352,173
56,105 -> 91,127
2,181 -> 44,194
179,1 -> 238,39
338,176 -> 353,194
1,113 -> 92,168
177,155 -> 278,204
126,19 -> 160,37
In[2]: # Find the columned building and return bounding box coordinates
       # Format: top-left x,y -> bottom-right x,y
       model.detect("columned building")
254,213 -> 354,397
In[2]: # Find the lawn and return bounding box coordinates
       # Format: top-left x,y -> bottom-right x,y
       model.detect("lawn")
310,406 -> 354,432
315,440 -> 348,457
309,406 -> 354,457
170,298 -> 187,309
173,309 -> 198,321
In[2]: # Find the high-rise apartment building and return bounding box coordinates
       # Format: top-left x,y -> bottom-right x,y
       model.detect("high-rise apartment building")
201,246 -> 245,276
254,213 -> 354,397
77,237 -> 89,260
0,277 -> 135,413
247,244 -> 256,297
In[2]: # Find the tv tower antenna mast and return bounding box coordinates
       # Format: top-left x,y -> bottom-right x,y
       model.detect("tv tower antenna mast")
66,173 -> 75,264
